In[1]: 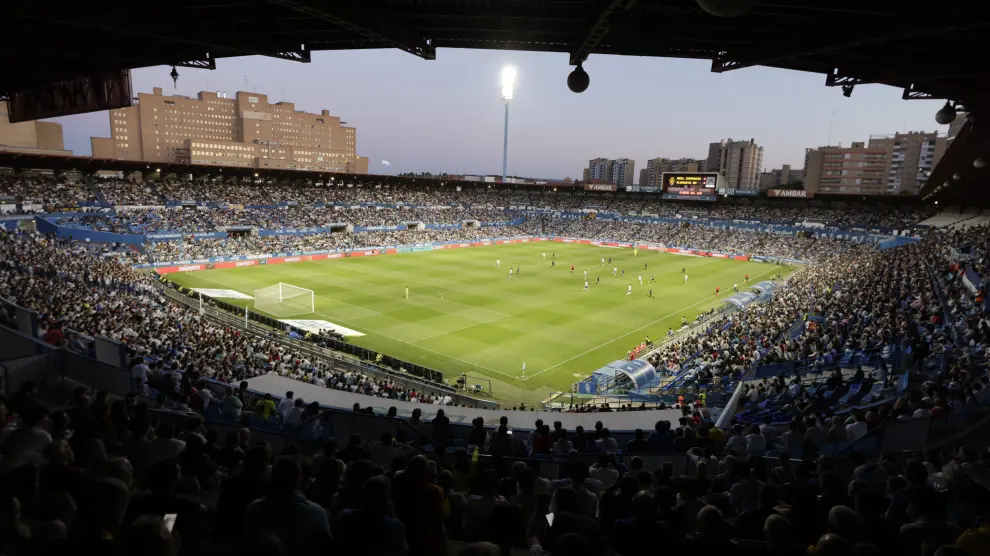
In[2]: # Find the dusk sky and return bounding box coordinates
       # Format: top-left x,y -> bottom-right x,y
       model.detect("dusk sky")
53,48 -> 950,180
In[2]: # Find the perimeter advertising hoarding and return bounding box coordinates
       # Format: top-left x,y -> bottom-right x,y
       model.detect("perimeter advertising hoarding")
767,189 -> 813,198
150,237 -> 763,274
584,183 -> 618,192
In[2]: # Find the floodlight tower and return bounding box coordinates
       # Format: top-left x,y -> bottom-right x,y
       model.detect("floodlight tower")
500,66 -> 517,184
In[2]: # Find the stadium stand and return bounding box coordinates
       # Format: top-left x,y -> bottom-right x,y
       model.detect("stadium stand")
1,176 -> 989,556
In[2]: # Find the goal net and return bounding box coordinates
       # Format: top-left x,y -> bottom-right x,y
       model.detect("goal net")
253,283 -> 315,318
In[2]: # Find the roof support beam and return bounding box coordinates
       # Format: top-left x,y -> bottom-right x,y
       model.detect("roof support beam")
570,0 -> 638,65
711,21 -> 990,74
265,49 -> 311,64
265,0 -> 435,60
173,58 -> 217,70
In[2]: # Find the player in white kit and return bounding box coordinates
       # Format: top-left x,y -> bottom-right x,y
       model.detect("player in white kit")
612,267 -> 617,276
508,268 -> 513,279
684,274 -> 689,284
583,269 -> 588,279
496,259 -> 500,269
638,275 -> 643,285
601,258 -> 605,266
627,284 -> 632,295
542,252 -> 546,260
584,280 -> 589,291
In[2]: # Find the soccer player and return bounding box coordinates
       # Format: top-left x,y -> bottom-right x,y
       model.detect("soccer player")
522,361 -> 527,373
621,269 -> 625,277
542,252 -> 546,260
517,266 -> 521,276
638,275 -> 643,285
684,274 -> 689,284
612,267 -> 617,276
405,286 -> 409,300
715,285 -> 720,296
648,289 -> 654,298
596,276 -> 600,285
745,273 -> 749,282
608,256 -> 611,264
650,274 -> 655,283
644,262 -> 648,270
551,260 -> 555,268
570,264 -> 575,274
583,269 -> 588,279
681,316 -> 687,327
600,257 -> 605,266
509,268 -> 513,279
496,259 -> 500,269
584,280 -> 589,291
627,284 -> 632,295
681,267 -> 685,274
733,283 -> 738,293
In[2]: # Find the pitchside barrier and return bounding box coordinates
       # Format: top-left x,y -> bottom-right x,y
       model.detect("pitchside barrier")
143,235 -> 812,274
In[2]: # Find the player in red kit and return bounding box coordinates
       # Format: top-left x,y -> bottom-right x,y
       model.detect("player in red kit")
715,285 -> 720,296
570,264 -> 575,274
745,273 -> 749,282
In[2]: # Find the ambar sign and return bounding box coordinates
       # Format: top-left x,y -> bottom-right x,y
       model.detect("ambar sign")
768,189 -> 813,198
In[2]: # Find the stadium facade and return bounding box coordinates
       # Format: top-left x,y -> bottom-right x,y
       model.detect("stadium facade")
90,87 -> 368,174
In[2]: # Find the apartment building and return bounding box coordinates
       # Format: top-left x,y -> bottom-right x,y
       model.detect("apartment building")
705,138 -> 763,190
758,164 -> 803,191
804,142 -> 889,195
90,87 -> 367,174
586,157 -> 635,186
867,132 -> 945,195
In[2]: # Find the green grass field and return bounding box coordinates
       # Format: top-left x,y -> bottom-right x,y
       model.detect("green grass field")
166,244 -> 786,405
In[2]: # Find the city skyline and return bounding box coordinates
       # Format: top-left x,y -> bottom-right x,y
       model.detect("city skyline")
48,48 -> 952,179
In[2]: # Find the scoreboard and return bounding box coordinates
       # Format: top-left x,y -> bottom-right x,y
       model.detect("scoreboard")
662,172 -> 718,193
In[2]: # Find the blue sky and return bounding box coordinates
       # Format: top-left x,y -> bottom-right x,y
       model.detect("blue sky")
53,48 -> 950,180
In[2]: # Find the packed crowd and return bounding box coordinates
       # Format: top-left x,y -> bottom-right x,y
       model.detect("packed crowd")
0,375 -> 989,556
1,176 -> 935,232
141,226 -> 524,262
0,231 -> 453,405
0,175 -> 98,210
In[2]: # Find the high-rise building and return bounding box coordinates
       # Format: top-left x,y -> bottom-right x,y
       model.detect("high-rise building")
642,157 -> 704,188
586,157 -> 635,186
90,87 -> 367,174
867,132 -> 946,195
611,158 -> 635,187
705,138 -> 763,190
803,142 -> 889,195
638,168 -> 649,187
0,107 -> 70,156
587,158 -> 611,181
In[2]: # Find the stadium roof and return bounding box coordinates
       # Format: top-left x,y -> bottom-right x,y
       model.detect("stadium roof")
4,0 -> 990,109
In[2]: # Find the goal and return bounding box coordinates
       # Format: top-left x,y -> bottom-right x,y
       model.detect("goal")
253,283 -> 315,318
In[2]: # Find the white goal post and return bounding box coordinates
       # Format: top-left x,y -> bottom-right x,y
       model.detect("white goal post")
253,283 -> 315,317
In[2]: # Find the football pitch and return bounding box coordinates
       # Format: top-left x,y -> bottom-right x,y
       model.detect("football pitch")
166,244 -> 788,405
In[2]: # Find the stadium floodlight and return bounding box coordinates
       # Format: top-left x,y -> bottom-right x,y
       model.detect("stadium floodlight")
253,283 -> 315,318
500,66 -> 517,101
500,65 -> 517,185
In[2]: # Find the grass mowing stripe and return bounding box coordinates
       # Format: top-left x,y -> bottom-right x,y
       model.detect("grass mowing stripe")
165,244 -> 795,403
